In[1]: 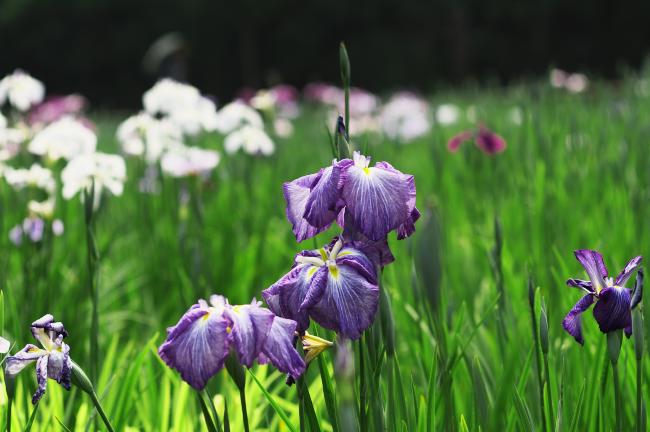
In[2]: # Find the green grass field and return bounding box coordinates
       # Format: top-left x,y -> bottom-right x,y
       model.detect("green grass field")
2,74 -> 650,431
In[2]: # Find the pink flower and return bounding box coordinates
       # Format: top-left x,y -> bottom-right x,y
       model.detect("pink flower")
447,125 -> 506,155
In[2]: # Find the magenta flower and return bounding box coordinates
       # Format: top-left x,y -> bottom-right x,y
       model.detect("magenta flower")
28,95 -> 86,126
448,125 -> 506,155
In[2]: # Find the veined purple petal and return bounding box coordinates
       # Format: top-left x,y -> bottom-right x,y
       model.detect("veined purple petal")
299,266 -> 329,310
283,173 -> 324,242
566,278 -> 594,293
614,256 -> 642,286
263,263 -> 318,333
226,303 -> 274,368
33,356 -> 48,404
308,257 -> 379,339
259,317 -> 305,379
341,223 -> 395,267
158,303 -> 230,390
375,161 -> 419,240
304,161 -> 350,229
341,155 -> 414,241
447,130 -> 473,152
562,294 -> 594,345
47,339 -> 71,389
574,250 -> 608,293
593,287 -> 632,334
5,344 -> 46,377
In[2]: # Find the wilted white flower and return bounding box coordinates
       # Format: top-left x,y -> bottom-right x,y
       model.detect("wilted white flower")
161,146 -> 220,177
380,93 -> 431,142
435,104 -> 461,126
4,163 -> 56,193
143,79 -> 218,135
224,125 -> 274,155
28,117 -> 96,161
117,113 -> 184,164
273,118 -> 294,138
0,70 -> 45,111
61,152 -> 126,201
214,101 -> 264,134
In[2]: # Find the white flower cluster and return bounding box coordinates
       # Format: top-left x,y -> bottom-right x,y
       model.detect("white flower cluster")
215,100 -> 275,156
0,70 -> 126,244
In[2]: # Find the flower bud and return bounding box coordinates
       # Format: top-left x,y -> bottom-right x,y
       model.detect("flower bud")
632,268 -> 643,310
71,361 -> 95,396
339,43 -> 350,87
633,308 -> 644,361
540,301 -> 549,354
606,330 -> 623,365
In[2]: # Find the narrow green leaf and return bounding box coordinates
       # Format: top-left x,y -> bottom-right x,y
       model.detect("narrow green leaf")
248,370 -> 298,432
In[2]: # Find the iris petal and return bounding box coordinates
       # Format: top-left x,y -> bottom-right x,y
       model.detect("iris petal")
260,317 -> 305,380
263,263 -> 316,333
562,294 -> 594,345
614,256 -> 642,286
33,356 -> 48,404
566,278 -> 594,293
574,250 -> 608,293
226,303 -> 274,368
158,304 -> 230,390
283,173 -> 324,242
593,287 -> 632,334
304,162 -> 349,229
5,344 -> 46,377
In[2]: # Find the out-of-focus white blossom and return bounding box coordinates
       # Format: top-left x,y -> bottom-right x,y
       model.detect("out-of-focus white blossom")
117,113 -> 184,164
224,125 -> 274,156
380,93 -> 431,142
214,101 -> 264,134
28,117 -> 96,161
251,90 -> 276,111
143,79 -> 218,135
509,107 -> 524,125
0,70 -> 45,111
61,152 -> 126,201
273,118 -> 294,138
28,198 -> 55,218
0,115 -> 27,161
435,104 -> 461,125
161,146 -> 220,177
4,163 -> 56,193
550,68 -> 588,93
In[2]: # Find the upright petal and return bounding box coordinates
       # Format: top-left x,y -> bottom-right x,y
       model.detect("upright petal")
447,130 -> 473,152
592,287 -> 632,334
158,303 -> 230,390
574,250 -> 608,293
226,303 -> 275,367
614,256 -> 642,286
32,355 -> 48,404
308,256 -> 379,339
562,294 -> 594,345
283,173 -> 326,242
259,317 -> 305,380
341,159 -> 413,241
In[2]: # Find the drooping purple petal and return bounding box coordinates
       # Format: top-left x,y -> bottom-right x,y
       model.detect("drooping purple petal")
5,344 -> 46,377
283,173 -> 324,242
447,130 -> 473,152
259,317 -> 305,380
561,294 -> 594,345
475,127 -> 506,154
225,302 -> 275,368
592,287 -> 632,334
375,161 -> 419,240
158,302 -> 230,390
614,256 -> 642,286
263,263 -> 318,333
566,278 -> 594,293
574,250 -> 608,293
341,223 -> 395,267
299,266 -> 329,310
303,161 -> 350,229
33,355 -> 48,404
340,154 -> 414,241
46,337 -> 71,389
308,255 -> 379,339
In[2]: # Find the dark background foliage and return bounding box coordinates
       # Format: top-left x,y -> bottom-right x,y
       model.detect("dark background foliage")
2,0 -> 649,108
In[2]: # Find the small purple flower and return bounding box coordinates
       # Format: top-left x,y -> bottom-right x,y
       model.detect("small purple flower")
158,295 -> 305,390
5,315 -> 72,404
9,225 -> 23,246
447,125 -> 506,155
263,237 -> 379,340
52,219 -> 65,236
562,250 -> 642,345
23,217 -> 45,242
283,151 -> 419,243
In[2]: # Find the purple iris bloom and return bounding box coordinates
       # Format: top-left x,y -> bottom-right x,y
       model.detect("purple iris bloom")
5,315 -> 72,404
448,125 -> 506,155
263,237 -> 379,340
158,295 -> 305,390
562,250 -> 642,345
284,151 -> 419,243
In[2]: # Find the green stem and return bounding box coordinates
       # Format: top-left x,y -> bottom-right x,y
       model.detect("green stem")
6,398 -> 12,432
528,285 -> 547,432
86,219 -> 99,387
543,354 -> 555,431
240,387 -> 250,432
612,361 -> 622,432
89,391 -> 115,432
636,359 -> 642,432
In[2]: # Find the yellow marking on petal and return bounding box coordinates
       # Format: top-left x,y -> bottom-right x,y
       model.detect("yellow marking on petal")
226,326 -> 232,334
202,312 -> 211,321
328,264 -> 339,279
232,305 -> 241,314
307,266 -> 318,278
363,167 -> 370,175
28,347 -> 40,353
337,251 -> 351,257
319,248 -> 328,261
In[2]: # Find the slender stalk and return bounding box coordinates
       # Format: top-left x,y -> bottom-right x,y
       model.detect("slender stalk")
197,391 -> 218,432
527,277 -> 547,432
636,360 -> 642,432
239,388 -> 250,432
83,184 -> 99,387
543,354 -> 555,431
607,330 -> 624,432
612,363 -> 622,432
89,391 -> 115,432
6,398 -> 11,432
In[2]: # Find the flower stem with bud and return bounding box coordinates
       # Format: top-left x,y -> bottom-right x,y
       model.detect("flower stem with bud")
607,330 -> 623,432
71,361 -> 115,432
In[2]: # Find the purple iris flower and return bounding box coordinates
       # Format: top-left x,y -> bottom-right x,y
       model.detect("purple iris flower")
562,250 -> 642,345
448,125 -> 506,155
263,237 -> 379,340
158,295 -> 305,390
284,151 -> 419,243
5,315 -> 72,404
